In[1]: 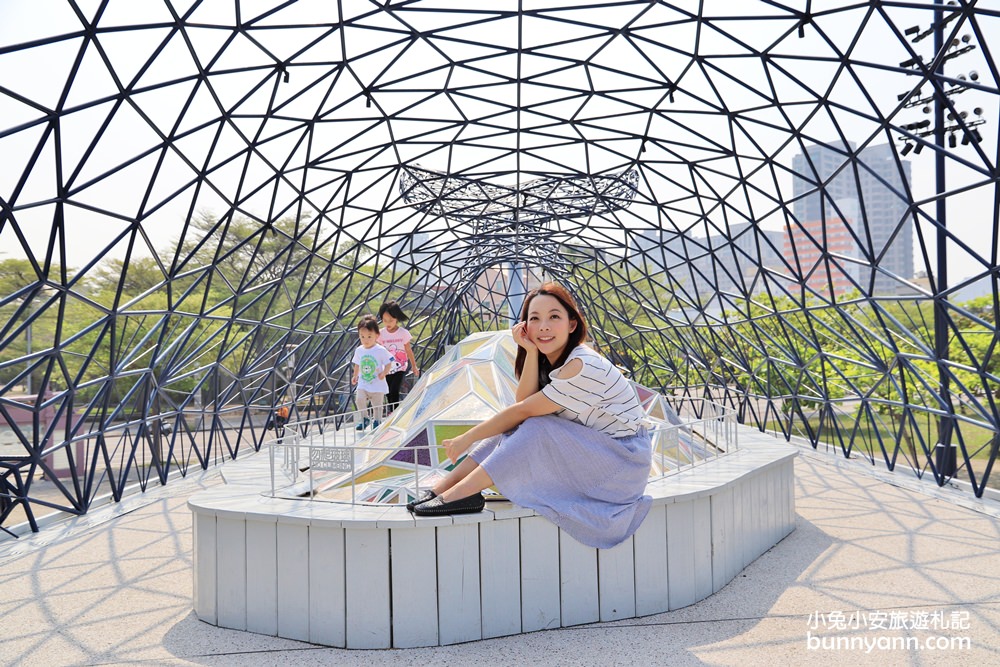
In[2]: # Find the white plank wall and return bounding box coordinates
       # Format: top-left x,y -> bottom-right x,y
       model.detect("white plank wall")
436,523 -> 482,645
777,465 -> 793,542
193,510 -> 216,624
666,499 -> 696,610
729,484 -> 743,583
189,438 -> 798,648
276,521 -> 310,641
559,530 -> 599,626
765,469 -> 778,547
216,516 -> 247,630
633,504 -> 669,616
245,516 -> 277,636
746,474 -> 760,566
345,528 -> 391,648
597,536 -> 636,621
758,468 -> 771,556
479,519 -> 522,639
760,470 -> 772,556
735,478 -> 750,569
784,460 -> 796,535
750,472 -> 764,562
390,527 -> 439,648
309,524 -> 346,646
710,488 -> 735,593
692,495 -> 714,602
519,517 -> 560,632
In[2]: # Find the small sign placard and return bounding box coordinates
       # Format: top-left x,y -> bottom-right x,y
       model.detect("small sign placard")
309,446 -> 353,472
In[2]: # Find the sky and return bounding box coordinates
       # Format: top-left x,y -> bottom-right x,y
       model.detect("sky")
0,0 -> 997,288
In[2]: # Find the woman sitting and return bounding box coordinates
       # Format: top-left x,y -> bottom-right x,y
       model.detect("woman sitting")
410,282 -> 652,549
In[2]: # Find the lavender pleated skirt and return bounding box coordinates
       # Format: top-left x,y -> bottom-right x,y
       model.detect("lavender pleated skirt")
470,414 -> 652,549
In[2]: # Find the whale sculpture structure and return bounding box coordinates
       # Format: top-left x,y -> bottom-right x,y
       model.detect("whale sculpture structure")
274,330 -> 714,506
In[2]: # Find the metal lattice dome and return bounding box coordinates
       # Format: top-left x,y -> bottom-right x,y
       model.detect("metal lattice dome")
1,0 -> 998,532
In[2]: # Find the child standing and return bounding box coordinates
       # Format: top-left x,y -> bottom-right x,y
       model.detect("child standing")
377,301 -> 420,411
351,315 -> 394,431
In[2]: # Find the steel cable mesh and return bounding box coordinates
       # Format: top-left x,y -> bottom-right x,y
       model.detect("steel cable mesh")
0,1 -> 998,532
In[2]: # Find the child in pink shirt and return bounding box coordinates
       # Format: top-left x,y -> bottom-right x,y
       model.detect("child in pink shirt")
377,301 -> 420,411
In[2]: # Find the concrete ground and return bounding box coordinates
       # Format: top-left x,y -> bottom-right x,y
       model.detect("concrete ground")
1,438 -> 999,667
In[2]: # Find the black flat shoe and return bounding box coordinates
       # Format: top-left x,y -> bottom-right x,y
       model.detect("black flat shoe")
412,492 -> 485,516
406,489 -> 437,512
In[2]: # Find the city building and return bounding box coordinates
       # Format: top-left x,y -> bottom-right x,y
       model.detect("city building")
702,221 -> 786,298
783,216 -> 859,297
631,223 -> 785,305
791,142 -> 913,296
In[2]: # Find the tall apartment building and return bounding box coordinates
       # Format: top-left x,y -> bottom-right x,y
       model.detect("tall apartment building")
791,142 -> 913,296
703,221 -> 785,297
631,224 -> 784,303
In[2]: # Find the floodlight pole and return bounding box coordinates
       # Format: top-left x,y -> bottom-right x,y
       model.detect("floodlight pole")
933,0 -> 957,479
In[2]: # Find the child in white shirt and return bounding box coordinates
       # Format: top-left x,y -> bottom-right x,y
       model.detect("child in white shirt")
351,315 -> 394,430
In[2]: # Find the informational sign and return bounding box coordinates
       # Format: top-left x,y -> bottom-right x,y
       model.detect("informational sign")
309,446 -> 354,472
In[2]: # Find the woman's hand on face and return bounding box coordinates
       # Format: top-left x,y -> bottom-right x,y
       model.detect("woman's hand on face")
512,321 -> 537,353
442,436 -> 469,463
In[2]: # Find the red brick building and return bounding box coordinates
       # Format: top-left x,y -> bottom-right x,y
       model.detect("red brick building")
784,217 -> 859,297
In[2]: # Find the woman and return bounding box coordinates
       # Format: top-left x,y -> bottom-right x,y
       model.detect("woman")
410,283 -> 652,549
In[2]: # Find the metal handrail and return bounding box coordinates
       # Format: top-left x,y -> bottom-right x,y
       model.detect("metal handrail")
264,399 -> 738,505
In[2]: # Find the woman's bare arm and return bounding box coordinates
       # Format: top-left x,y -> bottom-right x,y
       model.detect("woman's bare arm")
513,321 -> 541,401
515,351 -> 541,401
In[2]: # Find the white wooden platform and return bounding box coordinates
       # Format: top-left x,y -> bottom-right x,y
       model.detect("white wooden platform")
188,430 -> 796,648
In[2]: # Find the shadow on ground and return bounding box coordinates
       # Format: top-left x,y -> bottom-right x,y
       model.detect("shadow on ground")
4,454 -> 1000,667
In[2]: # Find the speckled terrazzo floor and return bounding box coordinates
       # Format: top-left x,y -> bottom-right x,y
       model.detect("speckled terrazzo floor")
2,429 -> 998,667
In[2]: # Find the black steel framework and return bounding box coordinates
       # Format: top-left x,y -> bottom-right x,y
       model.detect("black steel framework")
1,1 -> 998,534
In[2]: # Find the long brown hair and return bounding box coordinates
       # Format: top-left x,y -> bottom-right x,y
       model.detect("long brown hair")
514,283 -> 589,385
